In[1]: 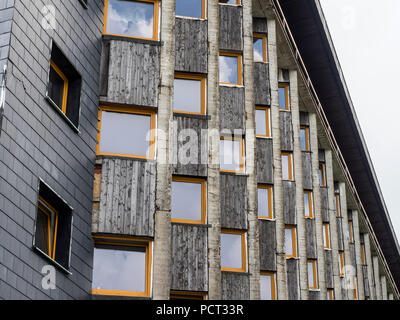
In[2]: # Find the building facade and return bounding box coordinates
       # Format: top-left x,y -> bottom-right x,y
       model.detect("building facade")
0,0 -> 399,300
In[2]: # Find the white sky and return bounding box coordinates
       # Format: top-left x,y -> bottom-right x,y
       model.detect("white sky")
319,0 -> 400,240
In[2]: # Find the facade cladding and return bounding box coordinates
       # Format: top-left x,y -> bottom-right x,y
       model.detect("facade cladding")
0,0 -> 399,300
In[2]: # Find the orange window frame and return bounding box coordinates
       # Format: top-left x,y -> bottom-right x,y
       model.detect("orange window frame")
37,196 -> 59,260
176,0 -> 206,19
307,260 -> 318,290
353,278 -> 358,300
253,33 -> 267,62
361,243 -> 366,265
49,60 -> 69,114
260,271 -> 276,300
335,193 -> 341,217
323,223 -> 331,249
91,235 -> 152,298
285,226 -> 297,258
103,0 -> 160,41
97,105 -> 156,160
220,136 -> 245,173
174,73 -> 206,115
221,229 -> 247,273
339,251 -> 344,277
281,152 -> 293,181
300,126 -> 310,151
255,106 -> 271,138
258,184 -> 273,220
319,162 -> 326,186
170,291 -> 207,300
219,52 -> 243,86
304,190 -> 314,218
327,289 -> 334,300
278,83 -> 290,110
348,220 -> 354,243
171,176 -> 206,224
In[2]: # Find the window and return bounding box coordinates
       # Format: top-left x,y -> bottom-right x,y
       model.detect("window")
33,181 -> 73,271
327,289 -> 334,300
338,251 -> 344,277
307,260 -> 318,289
97,106 -> 156,159
221,230 -> 246,272
258,185 -> 273,220
260,272 -> 276,300
170,291 -> 207,300
319,162 -> 326,186
219,0 -> 241,4
255,106 -> 271,138
103,0 -> 159,41
304,191 -> 313,218
300,126 -> 310,151
323,223 -> 331,249
176,0 -> 205,19
348,220 -> 354,243
253,33 -> 267,62
278,83 -> 289,110
284,226 -> 297,258
334,192 -> 341,217
171,176 -> 206,224
353,278 -> 358,300
92,235 -> 152,297
219,53 -> 242,85
281,152 -> 293,180
361,243 -> 366,265
49,61 -> 68,115
220,136 -> 245,173
174,73 -> 206,115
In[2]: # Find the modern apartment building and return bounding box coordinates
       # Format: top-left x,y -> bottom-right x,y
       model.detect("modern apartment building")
0,0 -> 399,300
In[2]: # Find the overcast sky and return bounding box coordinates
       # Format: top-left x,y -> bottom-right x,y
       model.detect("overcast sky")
319,0 -> 400,240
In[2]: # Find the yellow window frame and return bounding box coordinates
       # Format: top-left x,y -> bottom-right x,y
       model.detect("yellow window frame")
97,105 -> 156,160
307,260 -> 318,290
37,196 -> 59,260
260,271 -> 276,300
327,289 -> 334,300
348,220 -> 354,243
255,106 -> 271,138
253,33 -> 267,62
323,223 -> 331,249
170,290 -> 207,300
278,83 -> 290,111
219,52 -> 243,86
220,135 -> 245,174
103,0 -> 160,41
173,73 -> 206,115
221,229 -> 247,273
91,235 -> 152,298
304,190 -> 314,219
361,243 -> 366,265
339,251 -> 344,277
300,125 -> 310,151
335,193 -> 341,217
257,184 -> 273,220
285,226 -> 297,259
281,152 -> 293,181
319,162 -> 326,187
50,60 -> 69,114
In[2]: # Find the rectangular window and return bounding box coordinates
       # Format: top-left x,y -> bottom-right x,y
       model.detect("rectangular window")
174,73 -> 206,115
327,289 -> 334,300
260,272 -> 276,300
219,0 -> 241,4
49,60 -> 68,115
258,185 -> 273,220
92,235 -> 152,297
170,291 -> 207,300
361,243 -> 366,265
253,33 -> 267,62
35,196 -> 58,260
220,136 -> 245,173
219,53 -> 242,85
176,0 -> 205,19
221,230 -> 246,272
335,193 -> 341,217
323,223 -> 331,249
348,220 -> 354,243
278,83 -> 290,110
319,162 -> 326,186
281,152 -> 293,181
300,126 -> 310,151
307,260 -> 318,289
103,0 -> 159,41
97,106 -> 156,159
338,251 -> 344,277
304,191 -> 313,218
353,278 -> 358,300
171,176 -> 206,224
255,106 -> 271,138
284,226 -> 297,258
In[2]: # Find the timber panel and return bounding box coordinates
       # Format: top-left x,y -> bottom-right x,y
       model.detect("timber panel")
337,217 -> 344,251
349,243 -> 357,269
309,291 -> 320,300
320,187 -> 330,223
299,112 -> 309,126
221,272 -> 250,300
305,218 -> 317,259
362,265 -> 370,297
302,152 -> 313,190
280,111 -> 293,151
256,138 -> 274,184
254,62 -> 271,106
219,5 -> 243,51
286,259 -> 299,300
283,181 -> 296,225
253,18 -> 268,34
219,86 -> 245,132
325,250 -> 334,289
259,220 -> 277,271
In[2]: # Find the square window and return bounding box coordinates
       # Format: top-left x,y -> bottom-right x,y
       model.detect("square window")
219,53 -> 242,85
255,106 -> 270,137
253,33 -> 267,62
260,272 -> 276,300
104,0 -> 159,40
284,226 -> 297,258
174,73 -> 206,114
300,126 -> 310,151
281,152 -> 293,180
220,136 -> 245,173
176,0 -> 205,19
304,191 -> 313,218
97,106 -> 156,159
171,176 -> 206,224
221,230 -> 246,272
278,83 -> 289,110
307,260 -> 318,289
258,185 -> 273,219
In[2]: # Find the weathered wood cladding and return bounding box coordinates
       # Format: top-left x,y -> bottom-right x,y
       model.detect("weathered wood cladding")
259,220 -> 277,271
320,187 -> 330,223
254,62 -> 271,106
305,218 -> 317,259
280,111 -> 293,151
256,138 -> 273,184
175,18 -> 208,74
106,40 -> 160,107
299,111 -> 309,126
172,115 -> 208,177
337,217 -> 344,251
220,174 -> 248,230
219,5 -> 243,51
92,158 -> 156,237
318,149 -> 326,163
302,152 -> 313,190
286,259 -> 299,300
219,86 -> 245,131
253,18 -> 268,34
171,224 -> 208,292
309,291 -> 320,300
325,250 -> 334,289
221,272 -> 250,300
283,181 -> 296,225
99,40 -> 110,97
362,265 -> 370,297
349,243 -> 357,269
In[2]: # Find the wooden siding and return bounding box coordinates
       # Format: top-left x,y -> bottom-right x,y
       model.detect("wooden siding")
219,4 -> 243,51
280,111 -> 293,151
320,187 -> 330,223
256,138 -> 274,184
259,220 -> 277,271
286,259 -> 299,300
305,218 -> 317,259
99,40 -> 110,97
283,181 -> 296,225
325,250 -> 334,289
337,217 -> 344,251
221,272 -> 250,300
318,149 -> 326,163
309,291 -> 320,300
299,111 -> 309,126
349,243 -> 357,269
219,86 -> 245,132
362,265 -> 370,297
254,62 -> 271,106
302,152 -> 313,190
253,18 -> 268,34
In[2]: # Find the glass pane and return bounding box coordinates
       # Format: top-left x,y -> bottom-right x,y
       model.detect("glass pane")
219,55 -> 239,84
253,38 -> 264,61
92,247 -> 146,292
278,86 -> 287,109
48,66 -> 65,110
308,262 -> 315,287
285,228 -> 293,256
258,188 -> 270,218
255,109 -> 267,136
304,192 -> 311,217
300,128 -> 307,150
260,275 -> 272,300
174,78 -> 202,113
106,0 -> 154,39
220,139 -> 241,172
35,207 -> 49,254
281,154 -> 289,180
172,180 -> 202,221
221,233 -> 243,269
99,111 -> 151,157
219,0 -> 237,3
176,0 -> 202,18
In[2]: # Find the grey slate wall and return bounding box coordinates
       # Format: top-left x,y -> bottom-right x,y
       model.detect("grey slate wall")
0,0 -> 103,299
0,0 -> 12,73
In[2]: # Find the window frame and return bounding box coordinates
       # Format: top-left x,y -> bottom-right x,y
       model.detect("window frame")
304,190 -> 314,219
307,260 -> 318,290
284,226 -> 297,259
97,105 -> 156,160
219,0 -> 241,5
220,229 -> 247,273
319,162 -> 326,187
171,176 -> 207,224
36,196 -> 59,260
173,73 -> 206,115
281,152 -> 293,181
255,106 -> 271,138
323,223 -> 331,249
220,136 -> 245,173
300,125 -> 310,151
327,289 -> 334,300
278,83 -> 290,111
348,220 -> 354,243
361,243 -> 366,265
176,0 -> 206,19
91,235 -> 153,298
103,0 -> 160,41
339,251 -> 345,277
219,52 -> 243,86
49,60 -> 69,115
260,271 -> 276,300
253,33 -> 267,62
170,290 -> 207,300
257,184 -> 273,220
